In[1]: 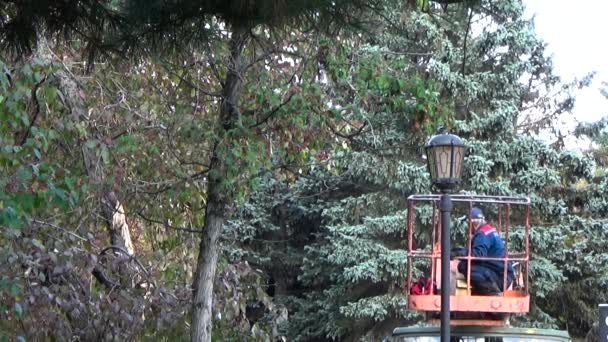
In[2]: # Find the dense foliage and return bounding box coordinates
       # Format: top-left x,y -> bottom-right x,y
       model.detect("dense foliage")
230,0 -> 608,340
1,0 -> 607,341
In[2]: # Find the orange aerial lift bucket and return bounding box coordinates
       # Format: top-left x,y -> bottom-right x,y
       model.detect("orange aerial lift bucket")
406,195 -> 530,325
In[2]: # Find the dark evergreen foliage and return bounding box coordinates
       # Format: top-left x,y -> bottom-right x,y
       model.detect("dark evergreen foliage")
1,0 -> 606,340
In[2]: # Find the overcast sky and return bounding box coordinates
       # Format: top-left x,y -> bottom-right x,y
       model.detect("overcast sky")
524,0 -> 608,130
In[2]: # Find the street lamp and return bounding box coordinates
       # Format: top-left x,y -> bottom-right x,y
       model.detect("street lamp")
424,131 -> 466,342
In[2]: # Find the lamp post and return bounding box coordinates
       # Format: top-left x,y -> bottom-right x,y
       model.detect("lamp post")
424,131 -> 466,342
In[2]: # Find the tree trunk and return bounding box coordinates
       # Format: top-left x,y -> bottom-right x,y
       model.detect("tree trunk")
190,23 -> 248,342
190,158 -> 226,341
101,191 -> 135,255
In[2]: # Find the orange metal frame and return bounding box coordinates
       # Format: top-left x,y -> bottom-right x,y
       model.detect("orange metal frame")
406,194 -> 530,314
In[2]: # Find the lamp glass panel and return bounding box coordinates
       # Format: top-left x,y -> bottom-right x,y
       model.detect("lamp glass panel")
432,145 -> 453,180
452,145 -> 465,179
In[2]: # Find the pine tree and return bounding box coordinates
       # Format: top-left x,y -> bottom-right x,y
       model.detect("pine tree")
233,0 -> 608,340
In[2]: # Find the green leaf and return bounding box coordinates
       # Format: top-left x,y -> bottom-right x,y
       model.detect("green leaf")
31,238 -> 45,251
14,303 -> 23,318
100,145 -> 110,164
85,139 -> 98,149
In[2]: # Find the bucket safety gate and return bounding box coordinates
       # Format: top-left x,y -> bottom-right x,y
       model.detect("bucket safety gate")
406,195 -> 530,318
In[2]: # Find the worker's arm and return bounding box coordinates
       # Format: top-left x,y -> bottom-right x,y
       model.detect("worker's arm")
450,247 -> 467,258
469,232 -> 490,257
450,232 -> 489,258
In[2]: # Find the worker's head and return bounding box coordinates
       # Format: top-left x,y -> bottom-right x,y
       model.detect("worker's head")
469,207 -> 485,228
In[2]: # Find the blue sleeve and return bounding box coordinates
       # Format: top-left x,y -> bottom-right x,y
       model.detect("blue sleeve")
470,232 -> 490,257
453,248 -> 467,257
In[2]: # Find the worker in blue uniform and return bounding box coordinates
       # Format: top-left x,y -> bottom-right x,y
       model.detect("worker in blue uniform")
451,207 -> 514,295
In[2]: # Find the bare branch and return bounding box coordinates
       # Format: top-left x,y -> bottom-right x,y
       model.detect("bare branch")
249,91 -> 297,128
16,73 -> 47,145
99,245 -> 150,277
31,219 -> 88,242
136,211 -> 203,234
